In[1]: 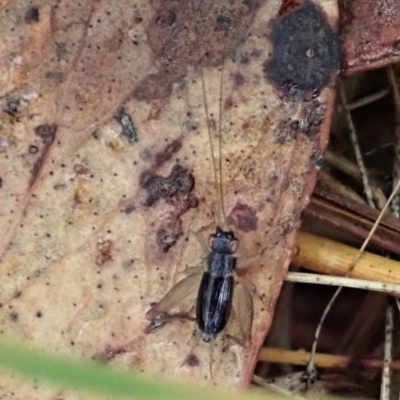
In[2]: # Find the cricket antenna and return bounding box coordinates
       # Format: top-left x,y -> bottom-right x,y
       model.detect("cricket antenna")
200,51 -> 228,230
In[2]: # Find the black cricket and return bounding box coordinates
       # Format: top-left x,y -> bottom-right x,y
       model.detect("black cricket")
145,225 -> 240,342
196,226 -> 238,342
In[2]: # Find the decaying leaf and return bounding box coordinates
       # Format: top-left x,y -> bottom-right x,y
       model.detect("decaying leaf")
0,0 -> 339,395
340,0 -> 400,75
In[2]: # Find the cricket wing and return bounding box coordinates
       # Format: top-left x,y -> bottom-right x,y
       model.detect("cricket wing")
146,272 -> 202,320
232,283 -> 254,346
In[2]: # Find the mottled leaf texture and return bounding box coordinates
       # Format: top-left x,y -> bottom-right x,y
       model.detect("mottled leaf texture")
0,0 -> 338,396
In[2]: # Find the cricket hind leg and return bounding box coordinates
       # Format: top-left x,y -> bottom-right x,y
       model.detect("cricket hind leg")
145,223 -> 211,336
145,307 -> 196,334
145,272 -> 202,321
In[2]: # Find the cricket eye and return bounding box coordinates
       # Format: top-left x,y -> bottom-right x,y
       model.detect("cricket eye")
230,238 -> 238,253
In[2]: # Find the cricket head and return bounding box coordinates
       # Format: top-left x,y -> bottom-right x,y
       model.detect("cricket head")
209,226 -> 238,254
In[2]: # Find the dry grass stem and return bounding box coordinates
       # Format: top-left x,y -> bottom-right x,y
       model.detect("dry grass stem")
293,231 -> 400,284
285,272 -> 400,296
258,348 -> 400,371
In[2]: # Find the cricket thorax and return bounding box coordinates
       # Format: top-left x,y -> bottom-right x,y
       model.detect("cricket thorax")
206,227 -> 238,275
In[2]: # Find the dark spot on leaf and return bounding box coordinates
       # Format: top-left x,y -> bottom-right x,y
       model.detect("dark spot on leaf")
185,353 -> 200,367
184,119 -> 199,132
113,107 -> 138,144
239,50 -> 261,65
34,124 -> 57,145
4,94 -> 21,116
30,125 -> 57,187
154,139 -> 182,168
140,164 -> 194,207
264,1 -> 339,92
45,71 -> 65,83
9,312 -> 18,321
55,42 -> 68,61
232,72 -> 245,88
224,95 -> 234,110
216,14 -> 231,29
155,10 -> 177,27
96,240 -> 113,266
156,219 -> 183,253
73,163 -> 89,175
133,73 -> 173,101
228,202 -> 258,232
124,203 -> 135,214
313,153 -> 324,170
301,100 -> 326,136
273,118 -> 299,143
92,346 -> 127,363
29,145 -> 39,154
25,6 -> 39,23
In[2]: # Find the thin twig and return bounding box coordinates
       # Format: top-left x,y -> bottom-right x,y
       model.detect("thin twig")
318,169 -> 366,204
346,87 -> 390,111
324,150 -> 387,208
339,82 -> 375,208
380,304 -> 393,400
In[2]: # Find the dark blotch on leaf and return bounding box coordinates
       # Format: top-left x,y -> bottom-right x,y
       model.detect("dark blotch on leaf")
56,42 -> 68,61
228,202 -> 258,232
185,353 -> 200,367
133,73 -> 172,101
140,164 -> 194,207
9,312 -> 18,321
156,9 -> 177,27
113,107 -> 138,144
216,14 -> 231,29
29,145 -> 39,154
154,139 -> 182,168
25,6 -> 39,23
4,95 -> 21,116
264,2 -> 339,92
124,203 -> 135,214
156,221 -> 182,253
34,124 -> 57,145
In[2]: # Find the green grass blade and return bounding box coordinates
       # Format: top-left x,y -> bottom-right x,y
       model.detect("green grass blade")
0,337 -> 272,400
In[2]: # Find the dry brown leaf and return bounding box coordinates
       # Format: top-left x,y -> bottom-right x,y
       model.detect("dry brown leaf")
0,0 -> 339,396
340,0 -> 400,75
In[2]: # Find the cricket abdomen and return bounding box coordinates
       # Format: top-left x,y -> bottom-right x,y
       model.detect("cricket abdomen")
196,270 -> 235,341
